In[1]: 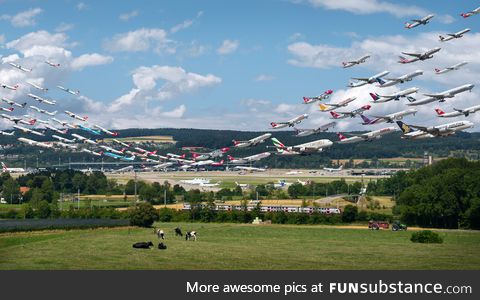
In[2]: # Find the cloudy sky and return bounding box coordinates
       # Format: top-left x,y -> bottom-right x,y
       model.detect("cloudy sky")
0,0 -> 479,132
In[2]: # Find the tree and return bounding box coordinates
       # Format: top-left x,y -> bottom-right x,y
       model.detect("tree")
72,173 -> 87,193
128,202 -> 158,227
342,205 -> 358,223
36,200 -> 51,218
288,183 -> 305,199
2,177 -> 20,204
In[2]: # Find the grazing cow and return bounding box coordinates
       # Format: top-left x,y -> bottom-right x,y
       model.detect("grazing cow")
174,227 -> 183,237
158,242 -> 167,250
185,231 -> 197,241
132,241 -> 154,249
156,229 -> 165,240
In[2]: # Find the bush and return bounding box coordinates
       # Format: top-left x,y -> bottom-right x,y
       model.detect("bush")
128,202 -> 158,227
342,205 -> 358,223
410,230 -> 443,244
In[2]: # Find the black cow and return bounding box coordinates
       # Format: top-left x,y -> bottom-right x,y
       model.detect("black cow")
132,241 -> 154,249
174,227 -> 183,237
158,242 -> 167,250
185,231 -> 197,241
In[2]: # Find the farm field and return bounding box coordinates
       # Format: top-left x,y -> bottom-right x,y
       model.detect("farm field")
1,222 -> 479,270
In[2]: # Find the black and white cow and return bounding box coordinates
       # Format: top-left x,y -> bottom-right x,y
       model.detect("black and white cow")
174,227 -> 183,237
132,241 -> 154,249
185,231 -> 197,241
156,229 -> 165,240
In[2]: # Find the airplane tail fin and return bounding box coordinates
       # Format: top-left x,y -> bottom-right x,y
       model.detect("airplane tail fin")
336,133 -> 347,141
461,13 -> 471,18
396,121 -> 413,134
376,78 -> 386,85
361,104 -> 371,110
232,139 -> 240,146
369,93 -> 380,101
29,119 -> 36,125
180,153 -> 186,159
342,62 -> 347,67
303,97 -> 311,104
271,137 -> 285,149
434,68 -> 441,73
83,116 -> 88,120
439,35 -> 445,41
434,108 -> 445,116
8,107 -> 13,112
360,114 -> 372,124
21,102 -> 27,108
227,155 -> 235,161
404,22 -> 412,29
1,162 -> 7,173
221,147 -> 230,153
398,56 -> 409,64
330,111 -> 340,119
319,103 -> 330,111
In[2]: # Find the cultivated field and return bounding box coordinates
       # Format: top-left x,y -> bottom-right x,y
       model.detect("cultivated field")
1,222 -> 479,270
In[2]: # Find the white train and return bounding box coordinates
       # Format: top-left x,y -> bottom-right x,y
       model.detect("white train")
182,203 -> 341,214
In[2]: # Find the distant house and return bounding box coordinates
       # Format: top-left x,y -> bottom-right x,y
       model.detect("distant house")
19,186 -> 30,195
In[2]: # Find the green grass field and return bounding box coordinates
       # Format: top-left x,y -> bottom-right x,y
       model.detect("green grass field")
1,222 -> 479,270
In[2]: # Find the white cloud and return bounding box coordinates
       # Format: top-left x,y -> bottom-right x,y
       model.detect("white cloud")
70,53 -> 114,70
255,74 -> 275,82
55,22 -> 74,32
217,39 -> 239,55
288,42 -> 352,69
76,2 -> 87,11
103,28 -> 175,54
2,8 -> 43,28
0,34 -> 5,45
119,10 -> 139,21
170,19 -> 194,34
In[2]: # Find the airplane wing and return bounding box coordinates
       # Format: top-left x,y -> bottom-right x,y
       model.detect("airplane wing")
422,93 -> 444,99
447,33 -> 457,37
409,125 -> 438,135
411,19 -> 422,22
407,97 -> 436,106
401,52 -> 422,58
350,77 -> 369,81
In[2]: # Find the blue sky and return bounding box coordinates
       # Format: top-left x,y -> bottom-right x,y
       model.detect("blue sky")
0,0 -> 479,131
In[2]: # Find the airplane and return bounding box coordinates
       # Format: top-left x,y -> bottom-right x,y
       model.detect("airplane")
81,148 -> 102,156
369,87 -> 419,103
180,178 -> 210,185
273,180 -> 290,189
461,7 -> 480,18
152,162 -> 175,170
396,120 -> 474,138
296,179 -> 310,186
319,97 -> 356,112
407,84 -> 475,106
271,137 -> 333,155
336,127 -> 396,144
13,125 -> 45,136
349,71 -> 389,88
79,124 -> 102,135
29,106 -> 57,116
0,107 -> 13,112
398,47 -> 441,64
112,139 -> 130,148
93,124 -> 118,136
8,62 -> 32,72
435,105 -> 480,118
330,105 -> 371,119
112,166 -> 134,173
435,62 -> 468,75
360,109 -> 418,125
1,97 -> 26,108
51,118 -> 78,129
227,152 -> 271,164
102,151 -> 135,161
192,147 -> 229,161
404,14 -> 434,29
57,85 -> 80,96
377,70 -> 423,87
18,137 -> 54,149
27,93 -> 56,105
235,182 -> 249,188
286,170 -> 302,175
439,28 -> 470,42
45,60 -> 60,67
99,145 -> 125,155
25,115 -> 48,125
232,166 -> 267,173
293,122 -> 336,137
1,162 -> 25,173
55,141 -> 78,150
134,147 -> 158,157
166,153 -> 186,159
270,114 -> 308,129
0,131 -> 14,136
27,81 -> 48,92
185,159 -> 224,168
342,54 -> 370,68
199,182 -> 221,188
1,83 -> 19,90
43,124 -> 68,135
302,90 -> 333,104
232,133 -> 272,148
52,135 -> 76,143
1,114 -> 35,125
65,111 -> 88,122
323,165 -> 343,173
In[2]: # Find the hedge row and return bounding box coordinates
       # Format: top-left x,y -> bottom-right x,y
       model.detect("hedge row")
0,218 -> 130,233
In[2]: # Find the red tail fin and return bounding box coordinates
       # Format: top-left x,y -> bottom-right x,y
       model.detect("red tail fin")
303,97 -> 310,103
270,122 -> 277,127
336,133 -> 347,140
435,108 -> 445,115
330,111 -> 340,119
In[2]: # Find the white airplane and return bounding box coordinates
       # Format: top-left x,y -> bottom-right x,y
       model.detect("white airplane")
112,139 -> 130,148
99,145 -> 125,155
1,162 -> 25,173
323,165 -> 343,173
233,166 -> 266,173
1,83 -> 19,90
112,166 -> 134,173
435,105 -> 480,118
293,122 -> 336,137
407,84 -> 474,106
369,87 -> 419,103
235,182 -> 249,188
319,97 -> 356,112
435,62 -> 468,75
153,162 -> 174,170
8,62 -> 32,72
1,114 -> 35,125
271,137 -> 333,155
191,147 -> 229,161
51,118 -> 78,129
461,7 -> 480,18
81,148 -> 102,156
397,120 -> 474,138
0,131 -> 14,136
57,85 -> 80,95
439,28 -> 470,42
45,60 -> 60,67
13,125 -> 45,136
398,47 -> 441,64
199,182 -> 221,188
349,71 -> 389,88
1,97 -> 26,108
43,124 -> 68,135
65,111 -> 88,121
232,133 -> 271,148
303,90 -> 333,104
271,114 -> 308,129
180,178 -> 211,185
18,137 -> 54,149
404,14 -> 434,29
273,180 -> 290,188
360,109 -> 418,125
133,147 -> 158,157
55,142 -> 77,150
342,54 -> 370,68
336,127 -> 396,144
27,81 -> 48,92
93,124 -> 118,136
330,105 -> 371,119
29,106 -> 57,116
227,152 -> 271,164
52,135 -> 75,143
27,93 -> 56,105
296,179 -> 310,186
286,170 -> 302,175
377,70 -> 423,87
0,107 -> 13,113
187,159 -> 224,168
